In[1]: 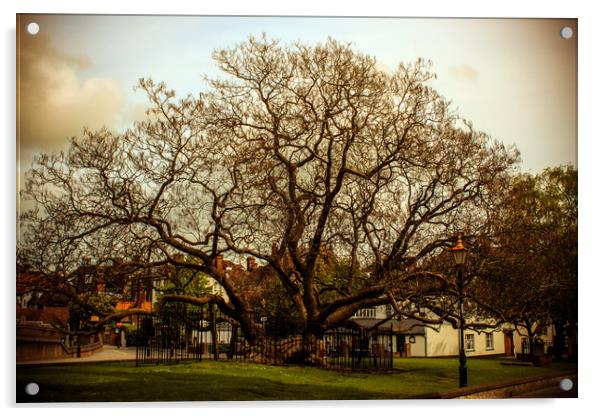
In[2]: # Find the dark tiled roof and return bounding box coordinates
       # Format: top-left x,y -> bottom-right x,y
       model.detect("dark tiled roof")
349,318 -> 426,334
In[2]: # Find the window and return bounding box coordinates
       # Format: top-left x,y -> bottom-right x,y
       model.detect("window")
465,334 -> 475,351
355,307 -> 376,318
486,333 -> 494,350
385,304 -> 393,317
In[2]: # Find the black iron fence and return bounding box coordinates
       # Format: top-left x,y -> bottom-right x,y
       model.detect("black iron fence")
321,327 -> 394,371
134,303 -> 247,365
134,303 -> 393,371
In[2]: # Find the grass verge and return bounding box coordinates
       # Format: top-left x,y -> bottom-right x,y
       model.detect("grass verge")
16,357 -> 577,402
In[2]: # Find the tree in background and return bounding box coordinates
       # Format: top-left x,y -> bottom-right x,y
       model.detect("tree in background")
470,166 -> 577,361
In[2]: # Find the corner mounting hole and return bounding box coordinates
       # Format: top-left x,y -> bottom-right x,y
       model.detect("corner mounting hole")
559,378 -> 574,391
25,382 -> 40,396
27,22 -> 40,35
560,26 -> 573,39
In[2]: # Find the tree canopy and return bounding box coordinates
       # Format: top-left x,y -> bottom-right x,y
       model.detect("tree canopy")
19,36 -> 523,340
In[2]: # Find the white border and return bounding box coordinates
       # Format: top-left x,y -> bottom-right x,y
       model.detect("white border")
3,0 -> 598,414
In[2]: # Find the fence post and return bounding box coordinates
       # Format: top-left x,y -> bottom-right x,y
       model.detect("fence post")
209,302 -> 219,360
135,314 -> 139,366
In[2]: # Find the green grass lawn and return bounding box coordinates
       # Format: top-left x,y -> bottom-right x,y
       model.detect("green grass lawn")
16,358 -> 577,402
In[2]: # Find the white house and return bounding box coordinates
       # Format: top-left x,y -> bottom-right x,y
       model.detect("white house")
351,305 -> 511,358
510,323 -> 556,358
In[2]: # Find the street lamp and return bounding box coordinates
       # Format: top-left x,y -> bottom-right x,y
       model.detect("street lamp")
451,234 -> 468,388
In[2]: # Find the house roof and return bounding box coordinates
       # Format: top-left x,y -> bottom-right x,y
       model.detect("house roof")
16,271 -> 51,295
349,318 -> 426,334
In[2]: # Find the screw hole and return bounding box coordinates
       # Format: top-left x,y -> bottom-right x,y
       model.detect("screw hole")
560,26 -> 573,40
26,22 -> 40,35
559,378 -> 573,391
25,382 -> 40,396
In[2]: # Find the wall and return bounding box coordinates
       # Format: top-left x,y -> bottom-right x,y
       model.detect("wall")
17,321 -> 103,362
424,324 -> 505,357
512,324 -> 556,356
466,329 -> 505,357
425,323 -> 458,356
408,334 -> 426,357
17,322 -> 66,362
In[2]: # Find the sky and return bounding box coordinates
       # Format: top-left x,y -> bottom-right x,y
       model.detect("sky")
16,15 -> 577,183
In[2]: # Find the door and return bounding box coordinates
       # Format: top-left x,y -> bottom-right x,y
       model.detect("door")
504,331 -> 515,356
397,335 -> 406,357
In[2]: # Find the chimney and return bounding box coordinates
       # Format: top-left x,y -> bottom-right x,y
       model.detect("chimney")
174,253 -> 184,262
247,257 -> 257,272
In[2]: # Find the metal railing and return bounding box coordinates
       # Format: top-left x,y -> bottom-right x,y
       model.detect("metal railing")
134,304 -> 393,371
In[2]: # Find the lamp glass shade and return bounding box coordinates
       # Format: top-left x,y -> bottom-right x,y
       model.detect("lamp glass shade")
452,248 -> 467,265
451,237 -> 468,265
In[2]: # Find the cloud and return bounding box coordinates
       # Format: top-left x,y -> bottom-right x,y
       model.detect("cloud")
448,64 -> 478,81
374,60 -> 392,74
18,33 -> 126,153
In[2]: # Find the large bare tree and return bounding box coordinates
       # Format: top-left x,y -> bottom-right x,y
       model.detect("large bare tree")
19,36 -> 519,341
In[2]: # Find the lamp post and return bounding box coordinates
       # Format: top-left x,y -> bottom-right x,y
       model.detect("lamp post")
451,234 -> 468,388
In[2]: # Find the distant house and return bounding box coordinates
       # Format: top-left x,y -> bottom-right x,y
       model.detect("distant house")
348,315 -> 427,357
350,305 -> 512,358
16,270 -> 70,327
510,323 -> 556,359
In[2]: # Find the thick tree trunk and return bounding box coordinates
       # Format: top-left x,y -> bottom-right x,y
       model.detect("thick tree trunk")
228,323 -> 238,359
235,311 -> 261,346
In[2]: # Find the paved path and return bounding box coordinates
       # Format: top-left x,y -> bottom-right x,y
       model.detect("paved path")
514,377 -> 578,398
17,345 -> 137,366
